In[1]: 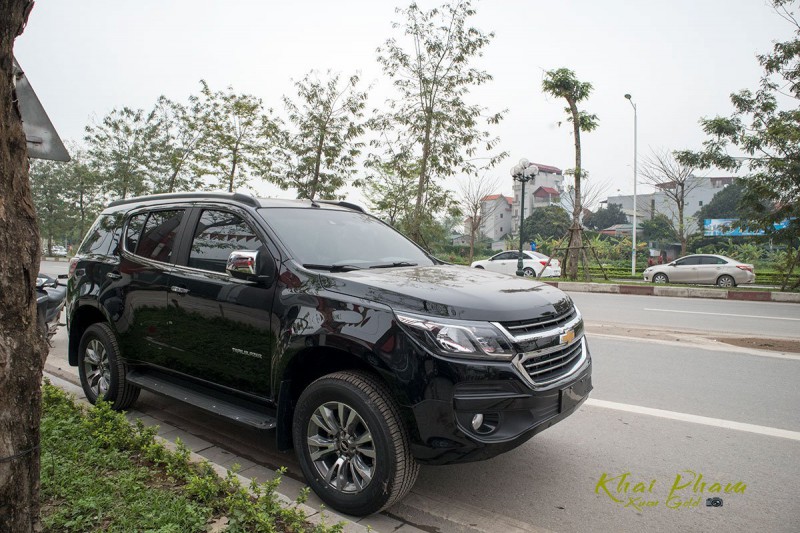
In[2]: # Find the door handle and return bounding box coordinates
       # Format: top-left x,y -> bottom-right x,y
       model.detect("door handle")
106,271 -> 122,280
170,286 -> 190,295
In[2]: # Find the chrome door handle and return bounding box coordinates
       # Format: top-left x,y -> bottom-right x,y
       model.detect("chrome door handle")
106,272 -> 122,280
170,286 -> 190,295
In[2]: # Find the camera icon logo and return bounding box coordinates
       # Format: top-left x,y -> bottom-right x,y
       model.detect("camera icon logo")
706,497 -> 723,507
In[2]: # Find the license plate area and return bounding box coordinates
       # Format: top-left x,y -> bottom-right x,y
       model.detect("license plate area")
560,375 -> 591,413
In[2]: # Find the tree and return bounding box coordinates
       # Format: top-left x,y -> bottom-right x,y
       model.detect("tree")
60,148 -> 103,240
521,205 -> 571,242
195,81 -> 278,192
695,179 -> 745,222
272,71 -> 367,200
0,2 -> 49,530
640,213 -> 676,242
542,68 -> 599,279
584,202 -> 628,231
29,159 -> 72,253
457,173 -> 501,263
372,0 -> 506,244
151,95 -> 205,193
676,0 -> 800,288
640,148 -> 701,255
84,106 -> 162,199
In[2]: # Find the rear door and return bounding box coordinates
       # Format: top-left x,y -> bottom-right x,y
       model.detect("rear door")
166,206 -> 280,397
697,255 -> 728,284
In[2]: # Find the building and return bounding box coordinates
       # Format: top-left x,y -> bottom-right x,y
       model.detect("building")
511,163 -> 565,233
476,194 -> 513,241
602,176 -> 735,231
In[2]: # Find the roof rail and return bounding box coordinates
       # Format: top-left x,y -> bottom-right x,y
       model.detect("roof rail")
107,191 -> 259,208
316,200 -> 366,213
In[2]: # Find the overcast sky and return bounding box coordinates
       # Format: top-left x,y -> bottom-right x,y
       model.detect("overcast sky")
14,0 -> 793,205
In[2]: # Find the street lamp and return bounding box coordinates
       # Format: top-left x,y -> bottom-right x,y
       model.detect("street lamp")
624,93 -> 638,276
510,159 -> 539,276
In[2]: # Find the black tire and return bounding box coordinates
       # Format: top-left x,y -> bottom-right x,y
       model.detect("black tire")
653,273 -> 669,284
77,323 -> 140,409
474,265 -> 484,269
717,274 -> 736,288
523,267 -> 535,276
292,371 -> 419,516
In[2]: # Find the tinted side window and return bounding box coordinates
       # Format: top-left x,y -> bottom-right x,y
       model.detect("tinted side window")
79,213 -> 123,256
676,257 -> 701,266
125,213 -> 148,253
700,256 -> 727,265
188,210 -> 261,273
137,210 -> 184,262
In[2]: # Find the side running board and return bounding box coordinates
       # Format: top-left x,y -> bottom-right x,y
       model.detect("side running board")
126,370 -> 277,430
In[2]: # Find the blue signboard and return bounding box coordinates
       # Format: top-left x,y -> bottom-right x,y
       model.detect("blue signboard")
703,218 -> 790,236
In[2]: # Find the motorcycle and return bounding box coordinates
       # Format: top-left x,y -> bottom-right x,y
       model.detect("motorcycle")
36,272 -> 67,341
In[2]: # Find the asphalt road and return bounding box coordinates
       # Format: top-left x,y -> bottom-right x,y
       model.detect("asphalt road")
41,266 -> 800,532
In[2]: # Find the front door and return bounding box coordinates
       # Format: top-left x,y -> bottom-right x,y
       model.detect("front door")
167,208 -> 279,397
668,256 -> 702,283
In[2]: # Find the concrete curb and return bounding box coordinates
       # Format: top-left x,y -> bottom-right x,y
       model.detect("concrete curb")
544,281 -> 800,303
42,371 -> 406,533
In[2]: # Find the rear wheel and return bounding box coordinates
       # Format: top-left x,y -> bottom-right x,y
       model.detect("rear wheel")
523,267 -> 535,276
717,275 -> 736,288
474,265 -> 484,269
293,371 -> 419,516
653,273 -> 669,284
78,323 -> 140,409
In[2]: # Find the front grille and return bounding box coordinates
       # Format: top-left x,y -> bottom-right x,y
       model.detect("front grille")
501,308 -> 577,338
520,339 -> 584,384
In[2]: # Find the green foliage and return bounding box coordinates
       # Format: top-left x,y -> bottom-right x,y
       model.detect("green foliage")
584,203 -> 627,231
371,0 -> 506,243
521,205 -> 570,241
40,381 -> 342,533
675,0 -> 800,248
272,71 -> 367,200
195,80 -> 280,192
695,180 -> 745,221
640,214 -> 676,242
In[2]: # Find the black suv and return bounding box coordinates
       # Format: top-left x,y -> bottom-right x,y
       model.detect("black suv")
66,192 -> 592,516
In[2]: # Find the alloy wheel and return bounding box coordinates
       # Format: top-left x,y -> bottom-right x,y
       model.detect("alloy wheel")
306,401 -> 375,494
83,338 -> 111,398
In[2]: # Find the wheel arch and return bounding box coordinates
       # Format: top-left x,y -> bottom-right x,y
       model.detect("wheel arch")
68,304 -> 109,366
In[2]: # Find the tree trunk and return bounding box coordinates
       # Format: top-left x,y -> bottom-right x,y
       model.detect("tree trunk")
412,113 -> 433,244
567,98 -> 582,280
0,3 -> 47,532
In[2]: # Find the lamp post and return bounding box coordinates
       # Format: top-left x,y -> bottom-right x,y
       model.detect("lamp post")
510,159 -> 539,276
624,93 -> 638,276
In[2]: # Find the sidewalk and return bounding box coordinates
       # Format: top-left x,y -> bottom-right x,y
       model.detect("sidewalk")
43,355 -> 420,533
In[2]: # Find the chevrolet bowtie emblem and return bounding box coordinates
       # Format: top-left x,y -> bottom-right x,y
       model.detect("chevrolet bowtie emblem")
560,328 -> 575,345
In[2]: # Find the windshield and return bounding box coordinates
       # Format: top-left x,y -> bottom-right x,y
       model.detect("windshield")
259,207 -> 436,269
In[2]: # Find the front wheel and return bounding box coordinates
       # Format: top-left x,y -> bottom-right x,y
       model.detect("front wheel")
653,273 -> 669,284
78,323 -> 140,409
293,371 -> 419,516
717,275 -> 736,288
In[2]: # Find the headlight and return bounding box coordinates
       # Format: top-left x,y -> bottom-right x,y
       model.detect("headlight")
395,311 -> 515,360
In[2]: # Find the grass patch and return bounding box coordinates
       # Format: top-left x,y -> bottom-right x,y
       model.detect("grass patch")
40,381 -> 342,532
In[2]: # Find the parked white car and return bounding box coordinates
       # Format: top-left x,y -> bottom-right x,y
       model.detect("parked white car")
529,251 -> 561,277
471,250 -> 556,277
51,245 -> 67,257
643,254 -> 755,287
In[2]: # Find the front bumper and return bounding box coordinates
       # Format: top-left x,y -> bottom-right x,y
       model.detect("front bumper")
407,339 -> 592,465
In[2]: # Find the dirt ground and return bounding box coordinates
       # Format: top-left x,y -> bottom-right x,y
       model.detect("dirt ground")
716,337 -> 800,353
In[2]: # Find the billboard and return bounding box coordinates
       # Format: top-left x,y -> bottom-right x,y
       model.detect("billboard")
703,218 -> 790,237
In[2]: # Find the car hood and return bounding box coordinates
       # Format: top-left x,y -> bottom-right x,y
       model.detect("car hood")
319,264 -> 573,322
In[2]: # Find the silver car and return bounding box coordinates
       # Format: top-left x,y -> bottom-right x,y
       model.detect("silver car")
643,254 -> 755,287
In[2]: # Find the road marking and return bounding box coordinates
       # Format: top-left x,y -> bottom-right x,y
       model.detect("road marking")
644,308 -> 800,321
587,399 -> 800,441
588,332 -> 800,361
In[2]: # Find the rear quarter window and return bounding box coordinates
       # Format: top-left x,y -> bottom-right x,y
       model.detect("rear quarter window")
78,213 -> 123,257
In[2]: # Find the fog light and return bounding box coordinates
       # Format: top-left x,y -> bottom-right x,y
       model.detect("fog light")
471,414 -> 484,431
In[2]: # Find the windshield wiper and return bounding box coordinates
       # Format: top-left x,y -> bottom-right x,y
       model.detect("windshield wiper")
369,261 -> 418,269
303,263 -> 363,272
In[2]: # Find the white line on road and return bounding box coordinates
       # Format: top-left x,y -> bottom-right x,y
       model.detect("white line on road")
586,399 -> 800,441
643,308 -> 800,321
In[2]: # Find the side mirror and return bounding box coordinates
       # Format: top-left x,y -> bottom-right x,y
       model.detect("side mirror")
226,250 -> 275,285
